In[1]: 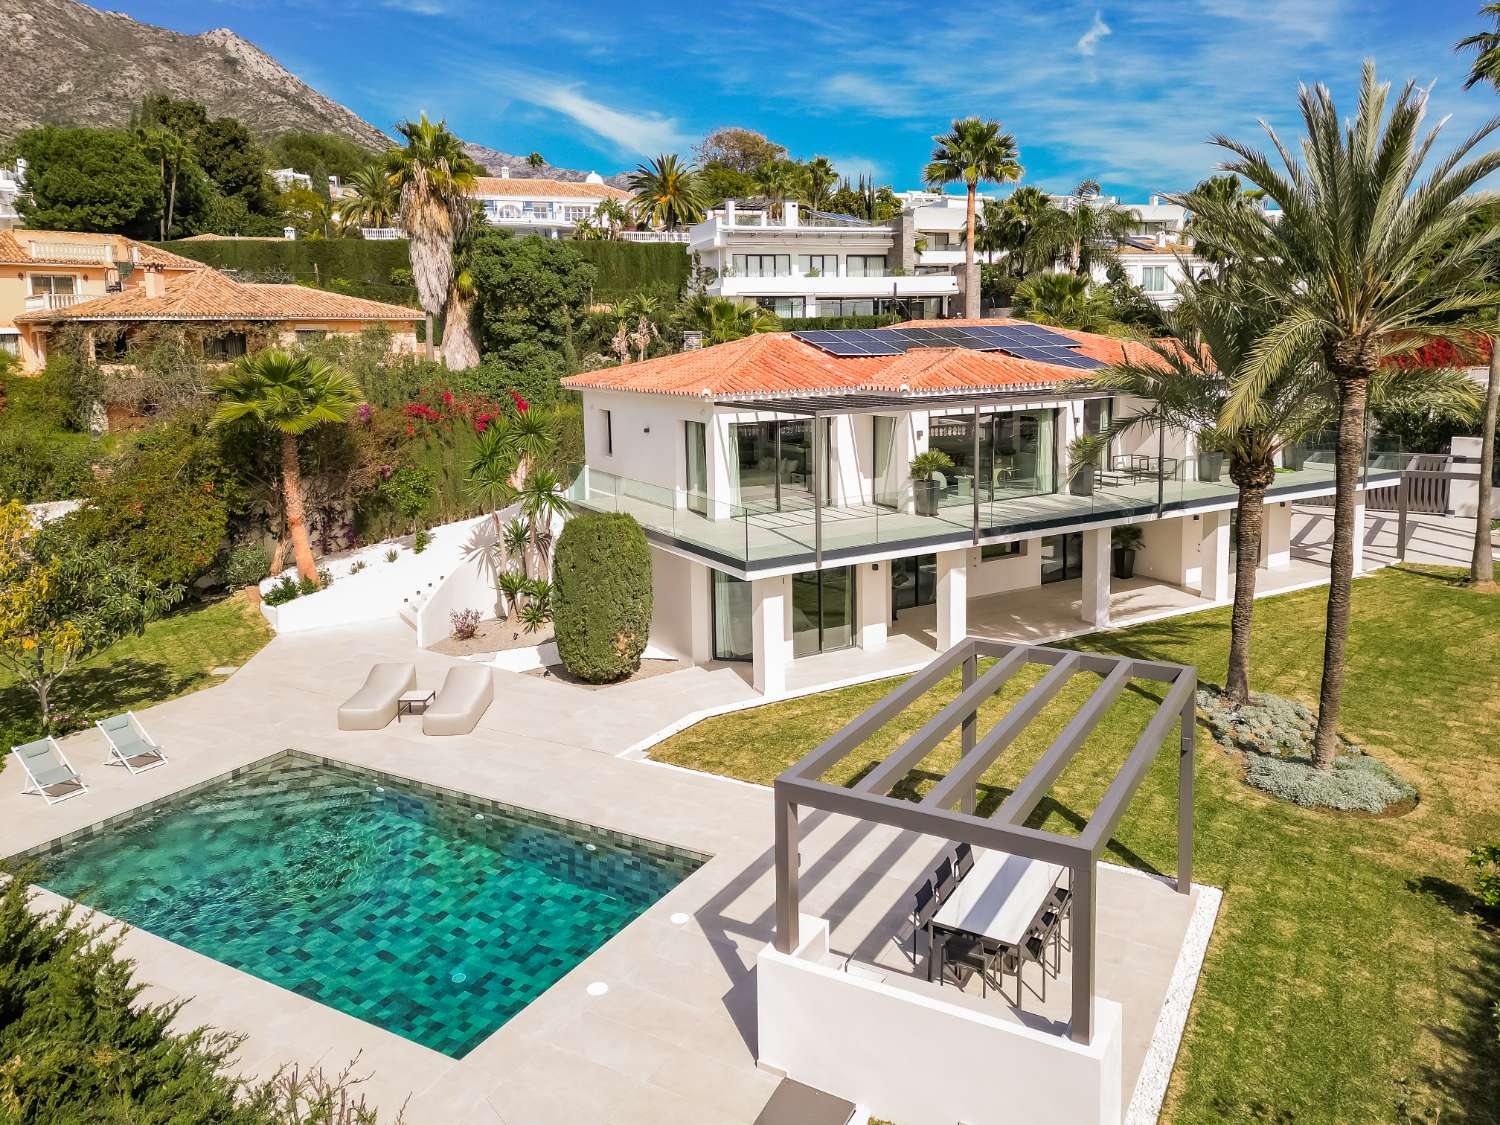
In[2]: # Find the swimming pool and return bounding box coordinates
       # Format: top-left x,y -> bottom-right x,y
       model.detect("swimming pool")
30,752 -> 704,1058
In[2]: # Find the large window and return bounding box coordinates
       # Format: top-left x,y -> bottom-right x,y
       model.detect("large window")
202,332 -> 247,360
0,333 -> 19,356
928,409 -> 1058,503
755,296 -> 805,318
730,419 -> 823,512
601,408 -> 613,455
732,253 -> 791,278
1141,265 -> 1167,293
798,254 -> 837,277
792,566 -> 854,657
712,571 -> 753,661
846,254 -> 887,278
685,420 -> 707,516
29,274 -> 75,295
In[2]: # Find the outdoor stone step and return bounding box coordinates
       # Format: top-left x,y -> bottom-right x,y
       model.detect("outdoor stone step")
752,1079 -> 856,1125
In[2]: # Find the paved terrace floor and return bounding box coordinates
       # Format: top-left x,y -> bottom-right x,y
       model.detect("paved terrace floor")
0,508 -> 1471,1123
579,465 -> 1354,567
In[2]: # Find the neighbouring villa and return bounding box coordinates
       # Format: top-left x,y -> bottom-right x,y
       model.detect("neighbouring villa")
561,319 -> 1399,696
469,168 -> 645,239
7,241 -> 422,373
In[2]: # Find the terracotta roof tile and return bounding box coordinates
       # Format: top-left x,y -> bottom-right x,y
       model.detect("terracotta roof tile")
0,229 -> 205,271
15,268 -> 421,324
470,177 -> 631,200
563,318 -> 1163,400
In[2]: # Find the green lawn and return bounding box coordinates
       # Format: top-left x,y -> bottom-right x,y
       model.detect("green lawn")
0,592 -> 273,748
652,566 -> 1500,1124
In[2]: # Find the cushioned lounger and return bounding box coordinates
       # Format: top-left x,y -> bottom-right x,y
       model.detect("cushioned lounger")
337,663 -> 416,731
96,711 -> 167,774
422,665 -> 494,736
12,737 -> 87,805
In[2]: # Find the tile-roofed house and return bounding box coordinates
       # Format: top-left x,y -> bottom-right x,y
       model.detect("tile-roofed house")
0,229 -> 206,368
470,172 -> 633,239
12,264 -> 421,371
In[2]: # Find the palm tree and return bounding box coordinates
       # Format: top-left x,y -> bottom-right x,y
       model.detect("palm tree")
527,151 -> 545,171
755,160 -> 802,220
805,156 -> 837,213
212,350 -> 362,584
385,113 -> 482,361
1028,180 -> 1138,276
136,126 -> 191,240
682,294 -> 779,343
595,197 -> 628,238
1179,62 -> 1500,766
1457,9 -> 1500,590
1011,272 -> 1111,332
341,164 -> 401,231
924,118 -> 1023,317
628,154 -> 708,230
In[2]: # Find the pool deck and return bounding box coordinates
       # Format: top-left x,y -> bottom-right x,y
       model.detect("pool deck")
1,508 -> 1473,1123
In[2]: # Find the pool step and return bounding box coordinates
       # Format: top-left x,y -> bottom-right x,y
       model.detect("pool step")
752,1080 -> 856,1125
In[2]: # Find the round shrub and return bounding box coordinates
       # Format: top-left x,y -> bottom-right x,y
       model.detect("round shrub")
553,512 -> 653,683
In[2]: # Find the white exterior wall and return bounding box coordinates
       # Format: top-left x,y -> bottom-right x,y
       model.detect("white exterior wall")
649,547 -> 712,663
963,542 -> 1044,598
1132,516 -> 1199,588
758,918 -> 1123,1125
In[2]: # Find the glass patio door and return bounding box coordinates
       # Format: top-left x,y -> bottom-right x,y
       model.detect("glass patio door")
730,420 -> 820,513
685,420 -> 707,516
1040,533 -> 1083,583
890,554 -> 936,614
711,571 -> 753,661
792,566 -> 855,657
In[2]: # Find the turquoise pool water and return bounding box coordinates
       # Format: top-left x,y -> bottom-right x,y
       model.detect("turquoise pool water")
34,754 -> 701,1058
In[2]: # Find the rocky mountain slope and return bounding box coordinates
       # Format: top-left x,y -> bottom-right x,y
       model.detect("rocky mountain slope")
463,143 -> 632,190
0,0 -> 391,148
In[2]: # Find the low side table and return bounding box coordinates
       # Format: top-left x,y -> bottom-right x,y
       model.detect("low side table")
396,690 -> 435,723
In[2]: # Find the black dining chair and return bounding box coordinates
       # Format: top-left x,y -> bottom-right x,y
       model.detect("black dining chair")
933,856 -> 956,903
906,878 -> 939,962
937,930 -> 1002,997
953,841 -> 974,882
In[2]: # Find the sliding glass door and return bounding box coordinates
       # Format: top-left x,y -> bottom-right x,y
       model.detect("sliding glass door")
685,420 -> 708,516
729,419 -> 821,512
1040,533 -> 1083,583
890,554 -> 936,614
791,566 -> 855,657
711,570 -> 753,661
991,409 -> 1056,499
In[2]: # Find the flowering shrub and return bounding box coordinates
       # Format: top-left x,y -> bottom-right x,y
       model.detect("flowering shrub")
450,608 -> 482,641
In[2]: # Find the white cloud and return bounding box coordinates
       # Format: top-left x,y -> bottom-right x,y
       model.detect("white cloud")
507,81 -> 688,156
823,73 -> 920,119
828,154 -> 884,182
1076,11 -> 1111,57
381,0 -> 449,14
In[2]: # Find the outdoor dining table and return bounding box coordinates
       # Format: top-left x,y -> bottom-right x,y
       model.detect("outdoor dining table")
927,849 -> 1066,981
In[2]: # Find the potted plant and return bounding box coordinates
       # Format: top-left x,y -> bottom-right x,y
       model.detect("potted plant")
1111,525 -> 1144,579
1196,430 -> 1225,482
1067,433 -> 1109,497
909,449 -> 956,516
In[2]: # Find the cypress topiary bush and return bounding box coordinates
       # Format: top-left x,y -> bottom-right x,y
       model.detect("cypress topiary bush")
552,511 -> 653,682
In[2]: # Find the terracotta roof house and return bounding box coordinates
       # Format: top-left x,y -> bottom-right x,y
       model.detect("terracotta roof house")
470,170 -> 633,240
558,318 -> 1396,695
0,230 -> 206,369
13,263 -> 421,371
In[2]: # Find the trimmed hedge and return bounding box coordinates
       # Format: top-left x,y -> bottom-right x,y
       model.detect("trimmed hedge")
552,511 -> 653,682
572,240 -> 690,302
149,238 -> 415,304
781,313 -> 903,330
157,237 -> 691,305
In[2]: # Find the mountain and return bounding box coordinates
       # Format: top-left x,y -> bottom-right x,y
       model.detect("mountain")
0,0 -> 391,149
463,143 -> 633,190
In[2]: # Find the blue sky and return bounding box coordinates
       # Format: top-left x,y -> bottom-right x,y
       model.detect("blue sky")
120,0 -> 1500,199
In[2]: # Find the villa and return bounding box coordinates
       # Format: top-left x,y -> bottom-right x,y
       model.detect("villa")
470,168 -> 636,239
561,319 -> 1398,697
0,160 -> 24,230
11,258 -> 423,374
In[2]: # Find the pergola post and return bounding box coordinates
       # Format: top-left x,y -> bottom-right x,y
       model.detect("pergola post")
774,788 -> 800,953
813,415 -> 824,568
1069,858 -> 1096,1045
960,651 -> 977,814
1178,693 -> 1194,893
971,403 -> 981,543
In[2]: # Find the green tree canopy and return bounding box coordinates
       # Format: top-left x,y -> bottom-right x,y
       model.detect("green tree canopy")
14,126 -> 160,234
467,230 -> 597,372
269,131 -> 378,195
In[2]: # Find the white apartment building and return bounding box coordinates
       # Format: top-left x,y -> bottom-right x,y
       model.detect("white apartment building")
560,319 -> 1397,696
470,169 -> 635,239
0,160 -> 27,230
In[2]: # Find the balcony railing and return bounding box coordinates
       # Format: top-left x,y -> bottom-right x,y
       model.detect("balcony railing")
29,241 -> 111,264
23,292 -> 89,311
566,447 -> 1395,572
620,230 -> 690,243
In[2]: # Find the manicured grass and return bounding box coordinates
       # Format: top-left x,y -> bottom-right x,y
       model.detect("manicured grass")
652,566 -> 1500,1124
0,592 -> 273,747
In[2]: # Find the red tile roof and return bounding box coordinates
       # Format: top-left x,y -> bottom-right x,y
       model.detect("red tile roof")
470,177 -> 631,200
0,229 -> 205,271
15,268 -> 421,324
562,319 -> 1162,400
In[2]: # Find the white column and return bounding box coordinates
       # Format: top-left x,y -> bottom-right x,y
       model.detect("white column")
1082,526 -> 1112,628
1351,498 -> 1367,574
752,576 -> 788,695
856,562 -> 888,650
1264,502 -> 1292,570
1200,510 -> 1231,602
935,548 -> 968,652
688,561 -> 714,665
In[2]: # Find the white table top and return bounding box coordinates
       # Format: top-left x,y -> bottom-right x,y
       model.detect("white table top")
398,690 -> 435,703
932,850 -> 1065,947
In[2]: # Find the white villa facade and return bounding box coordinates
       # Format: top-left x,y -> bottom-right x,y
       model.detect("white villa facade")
470,170 -> 634,238
562,319 -> 1397,697
0,160 -> 26,230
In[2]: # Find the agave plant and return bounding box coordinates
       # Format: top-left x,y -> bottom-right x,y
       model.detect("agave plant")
519,598 -> 552,635
496,568 -> 529,625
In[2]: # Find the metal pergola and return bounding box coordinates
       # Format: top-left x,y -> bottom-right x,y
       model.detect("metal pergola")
772,638 -> 1196,1046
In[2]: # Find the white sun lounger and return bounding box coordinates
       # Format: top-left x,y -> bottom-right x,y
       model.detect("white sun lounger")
95,711 -> 168,775
12,737 -> 87,805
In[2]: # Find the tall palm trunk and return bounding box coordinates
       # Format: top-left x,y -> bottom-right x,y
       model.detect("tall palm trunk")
280,431 -> 318,583
166,162 -> 179,239
423,312 -> 435,362
1226,456 -> 1275,703
441,287 -> 479,370
1312,359 -> 1372,767
1469,326 -> 1499,589
964,183 -> 979,319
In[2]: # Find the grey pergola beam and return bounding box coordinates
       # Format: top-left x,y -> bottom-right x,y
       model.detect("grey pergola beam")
853,647 -> 1029,797
994,659 -> 1136,827
1079,669 -> 1196,855
971,638 -> 1181,684
919,652 -> 1082,812
787,640 -> 975,781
